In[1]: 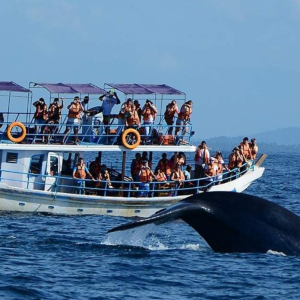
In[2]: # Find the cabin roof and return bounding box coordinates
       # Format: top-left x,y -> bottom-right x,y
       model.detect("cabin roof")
32,83 -> 106,94
106,84 -> 185,95
0,81 -> 30,93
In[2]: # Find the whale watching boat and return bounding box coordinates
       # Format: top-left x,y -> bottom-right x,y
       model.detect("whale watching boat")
0,81 -> 265,217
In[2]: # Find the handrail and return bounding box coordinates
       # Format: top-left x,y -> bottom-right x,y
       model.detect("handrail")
0,112 -> 193,146
0,162 -> 255,197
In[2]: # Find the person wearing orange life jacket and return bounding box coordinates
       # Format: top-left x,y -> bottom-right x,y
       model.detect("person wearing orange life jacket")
164,100 -> 179,135
141,99 -> 158,142
73,157 -> 94,194
126,105 -> 140,129
131,153 -> 142,182
239,137 -> 253,160
43,97 -> 64,143
155,153 -> 172,180
214,151 -> 228,184
138,160 -> 156,197
62,96 -> 84,144
33,98 -> 48,142
170,163 -> 186,196
204,158 -> 218,189
175,100 -> 193,137
249,138 -> 258,159
116,98 -> 133,137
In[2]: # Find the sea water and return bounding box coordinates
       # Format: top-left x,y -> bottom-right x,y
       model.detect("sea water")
0,153 -> 300,299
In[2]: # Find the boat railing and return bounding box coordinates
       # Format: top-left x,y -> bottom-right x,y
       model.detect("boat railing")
0,162 -> 255,197
0,112 -> 193,146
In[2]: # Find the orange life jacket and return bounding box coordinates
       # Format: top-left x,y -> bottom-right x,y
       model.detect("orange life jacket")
48,103 -> 62,120
157,159 -> 172,175
34,104 -> 47,120
250,145 -> 258,159
228,154 -> 243,169
178,104 -> 192,120
127,110 -> 140,126
240,143 -> 251,159
139,168 -> 152,183
132,159 -> 142,176
68,103 -> 81,118
75,164 -> 87,179
156,172 -> 167,182
172,169 -> 185,181
164,104 -> 178,120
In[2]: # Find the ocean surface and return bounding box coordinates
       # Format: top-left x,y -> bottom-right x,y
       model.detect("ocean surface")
0,152 -> 300,299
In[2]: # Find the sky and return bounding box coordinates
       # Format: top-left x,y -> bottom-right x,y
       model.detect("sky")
1,0 -> 300,139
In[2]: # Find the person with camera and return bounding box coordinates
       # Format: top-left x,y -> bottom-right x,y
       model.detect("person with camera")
33,97 -> 48,141
138,160 -> 156,197
98,89 -> 121,134
44,97 -> 64,143
164,100 -> 179,135
62,96 -> 83,144
175,100 -> 193,138
141,99 -> 158,144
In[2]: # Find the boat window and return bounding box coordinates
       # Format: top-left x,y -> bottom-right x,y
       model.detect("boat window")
50,156 -> 58,176
6,152 -> 18,163
29,154 -> 44,174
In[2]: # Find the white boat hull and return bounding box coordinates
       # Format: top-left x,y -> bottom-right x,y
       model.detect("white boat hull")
0,166 -> 265,218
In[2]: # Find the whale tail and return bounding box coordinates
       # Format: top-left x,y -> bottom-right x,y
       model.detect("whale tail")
108,192 -> 300,255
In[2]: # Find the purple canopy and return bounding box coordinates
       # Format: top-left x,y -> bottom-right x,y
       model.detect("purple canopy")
33,83 -> 106,94
106,84 -> 185,95
0,81 -> 30,93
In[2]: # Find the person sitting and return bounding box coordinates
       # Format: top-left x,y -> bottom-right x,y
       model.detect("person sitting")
44,97 -> 64,143
62,96 -> 83,144
33,98 -> 47,142
249,138 -> 258,159
155,153 -> 172,180
139,160 -> 156,197
72,157 -> 94,195
175,100 -> 193,138
164,100 -> 179,135
170,163 -> 185,196
98,89 -> 121,134
141,100 -> 158,144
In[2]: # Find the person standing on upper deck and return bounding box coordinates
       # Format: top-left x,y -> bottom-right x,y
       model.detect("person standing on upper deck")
45,97 -> 64,143
62,96 -> 83,144
33,98 -> 47,140
141,99 -> 158,143
164,100 -> 179,135
98,89 -> 121,134
175,100 -> 193,137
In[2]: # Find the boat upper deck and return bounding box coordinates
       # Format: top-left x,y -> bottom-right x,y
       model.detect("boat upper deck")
0,81 -> 196,152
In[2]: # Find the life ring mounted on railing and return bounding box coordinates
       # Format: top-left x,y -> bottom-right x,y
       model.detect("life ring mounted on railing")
7,122 -> 27,143
121,128 -> 141,149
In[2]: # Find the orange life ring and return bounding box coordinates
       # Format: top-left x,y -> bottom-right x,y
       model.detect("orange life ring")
7,122 -> 26,143
121,128 -> 141,149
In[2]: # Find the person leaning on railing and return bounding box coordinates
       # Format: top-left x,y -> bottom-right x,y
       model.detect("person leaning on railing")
33,97 -> 47,142
138,160 -> 156,197
164,100 -> 179,135
175,100 -> 193,137
170,163 -> 185,196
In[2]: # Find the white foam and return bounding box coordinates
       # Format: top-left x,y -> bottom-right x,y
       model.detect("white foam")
266,249 -> 286,256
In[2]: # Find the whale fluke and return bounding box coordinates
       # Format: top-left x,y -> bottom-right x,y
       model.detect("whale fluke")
108,192 -> 300,256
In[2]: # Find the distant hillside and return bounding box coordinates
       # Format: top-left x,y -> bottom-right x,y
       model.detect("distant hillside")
193,127 -> 300,153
